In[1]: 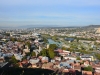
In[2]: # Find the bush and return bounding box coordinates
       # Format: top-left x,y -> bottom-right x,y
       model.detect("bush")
31,52 -> 36,56
84,66 -> 93,71
10,56 -> 18,64
76,57 -> 81,60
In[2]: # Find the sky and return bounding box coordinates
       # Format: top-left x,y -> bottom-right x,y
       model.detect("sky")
0,0 -> 100,27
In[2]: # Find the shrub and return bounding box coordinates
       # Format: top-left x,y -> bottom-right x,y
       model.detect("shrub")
84,66 -> 93,71
76,56 -> 81,60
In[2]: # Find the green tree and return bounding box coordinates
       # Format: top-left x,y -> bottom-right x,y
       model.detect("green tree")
76,56 -> 81,60
95,53 -> 100,60
61,47 -> 66,50
43,37 -> 48,43
25,42 -> 31,49
5,33 -> 10,36
48,49 -> 55,59
10,38 -> 17,42
49,44 -> 58,50
40,49 -> 48,56
89,48 -> 93,51
67,48 -> 73,52
84,66 -> 93,71
31,52 -> 36,56
10,56 -> 18,64
17,38 -> 23,42
26,52 -> 31,56
22,56 -> 27,60
52,36 -> 58,41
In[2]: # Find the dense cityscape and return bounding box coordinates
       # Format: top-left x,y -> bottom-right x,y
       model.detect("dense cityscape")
0,25 -> 100,75
1,0 -> 100,75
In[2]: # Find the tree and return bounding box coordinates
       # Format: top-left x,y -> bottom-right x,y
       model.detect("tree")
10,56 -> 18,64
52,36 -> 58,41
49,44 -> 58,50
67,48 -> 73,52
43,37 -> 48,43
25,42 -> 31,49
76,56 -> 81,60
10,38 -> 17,42
61,47 -> 66,50
22,56 -> 27,60
5,33 -> 10,36
84,66 -> 93,71
31,52 -> 36,56
40,49 -> 48,56
17,38 -> 23,42
89,48 -> 93,51
95,53 -> 100,60
48,49 -> 55,59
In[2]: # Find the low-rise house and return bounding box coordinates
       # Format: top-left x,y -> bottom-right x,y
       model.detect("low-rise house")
53,61 -> 60,69
51,59 -> 55,63
1,39 -> 7,41
20,60 -> 29,68
34,39 -> 39,43
82,71 -> 92,75
4,53 -> 13,58
41,56 -> 48,63
66,60 -> 74,64
33,49 -> 40,57
84,60 -> 90,67
79,40 -> 94,44
23,49 -> 30,53
95,67 -> 100,73
0,52 -> 2,57
46,62 -> 54,69
75,52 -> 80,56
54,49 -> 63,53
32,64 -> 37,68
42,62 -> 54,69
80,54 -> 94,61
64,37 -> 75,42
29,58 -> 39,65
60,62 -> 71,68
19,62 -> 23,67
42,63 -> 46,69
74,66 -> 81,71
64,57 -> 76,60
14,54 -> 23,61
0,58 -> 4,63
54,57 -> 61,61
55,49 -> 70,57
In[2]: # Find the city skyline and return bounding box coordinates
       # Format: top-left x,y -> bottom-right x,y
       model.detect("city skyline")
0,0 -> 100,27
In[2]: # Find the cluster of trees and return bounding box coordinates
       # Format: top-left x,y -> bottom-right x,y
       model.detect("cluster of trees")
67,47 -> 91,54
76,37 -> 96,41
9,56 -> 19,67
76,57 -> 81,60
3,33 -> 10,36
25,41 -> 31,49
83,66 -> 93,71
95,53 -> 100,60
10,37 -> 24,42
39,44 -> 58,59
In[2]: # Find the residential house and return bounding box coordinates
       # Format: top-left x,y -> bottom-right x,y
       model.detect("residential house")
41,56 -> 49,63
80,54 -> 94,61
29,58 -> 39,65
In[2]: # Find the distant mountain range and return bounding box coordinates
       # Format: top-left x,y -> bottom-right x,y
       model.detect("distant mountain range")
84,25 -> 100,28
0,25 -> 100,29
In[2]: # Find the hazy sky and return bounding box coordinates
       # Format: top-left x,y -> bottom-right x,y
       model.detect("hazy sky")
0,0 -> 100,27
